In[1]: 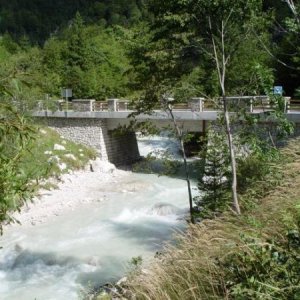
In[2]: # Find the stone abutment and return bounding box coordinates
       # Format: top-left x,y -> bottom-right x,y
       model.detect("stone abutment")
42,117 -> 140,166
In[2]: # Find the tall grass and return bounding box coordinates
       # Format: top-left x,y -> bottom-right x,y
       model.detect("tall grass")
124,138 -> 300,300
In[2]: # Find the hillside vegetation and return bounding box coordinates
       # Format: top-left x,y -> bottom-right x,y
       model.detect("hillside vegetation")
0,105 -> 96,232
123,138 -> 300,299
0,0 -> 299,106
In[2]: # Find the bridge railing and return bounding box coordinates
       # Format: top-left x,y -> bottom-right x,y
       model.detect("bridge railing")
39,96 -> 299,113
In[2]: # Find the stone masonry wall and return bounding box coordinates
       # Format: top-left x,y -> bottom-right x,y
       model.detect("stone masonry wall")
43,117 -> 140,166
102,130 -> 141,166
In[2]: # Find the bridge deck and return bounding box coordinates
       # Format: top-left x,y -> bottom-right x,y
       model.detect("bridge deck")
33,97 -> 300,132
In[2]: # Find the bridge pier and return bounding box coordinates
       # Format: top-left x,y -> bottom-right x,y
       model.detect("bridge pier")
42,117 -> 140,166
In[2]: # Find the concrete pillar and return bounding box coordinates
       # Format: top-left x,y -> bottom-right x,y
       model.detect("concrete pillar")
107,99 -> 119,111
188,97 -> 205,112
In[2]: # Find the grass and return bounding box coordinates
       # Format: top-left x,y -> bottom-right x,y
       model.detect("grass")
122,137 -> 300,300
21,126 -> 97,188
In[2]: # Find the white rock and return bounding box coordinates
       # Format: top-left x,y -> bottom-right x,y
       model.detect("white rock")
44,151 -> 52,155
58,163 -> 67,171
89,158 -> 116,173
39,129 -> 47,135
80,153 -> 84,157
117,276 -> 127,285
61,140 -> 67,145
54,144 -> 66,151
79,149 -> 83,152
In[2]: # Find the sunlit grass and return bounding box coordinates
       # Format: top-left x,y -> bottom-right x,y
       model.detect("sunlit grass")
124,138 -> 300,300
20,126 -> 97,186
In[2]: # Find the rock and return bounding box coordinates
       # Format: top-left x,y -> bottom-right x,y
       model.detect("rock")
89,159 -> 116,173
54,144 -> 66,151
44,150 -> 52,155
39,129 -> 47,134
194,217 -> 202,224
85,256 -> 101,266
148,202 -> 180,216
116,276 -> 127,285
58,163 -> 67,171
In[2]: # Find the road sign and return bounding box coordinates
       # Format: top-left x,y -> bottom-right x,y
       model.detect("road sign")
273,86 -> 283,95
61,88 -> 72,98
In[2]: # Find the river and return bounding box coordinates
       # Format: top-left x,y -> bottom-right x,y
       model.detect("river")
0,135 -> 195,300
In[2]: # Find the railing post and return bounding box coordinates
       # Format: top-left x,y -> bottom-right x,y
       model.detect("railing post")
284,97 -> 291,113
107,99 -> 119,111
250,97 -> 253,113
188,97 -> 205,112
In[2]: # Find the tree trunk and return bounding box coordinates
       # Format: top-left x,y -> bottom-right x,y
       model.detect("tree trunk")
223,95 -> 241,214
167,104 -> 194,223
209,17 -> 241,215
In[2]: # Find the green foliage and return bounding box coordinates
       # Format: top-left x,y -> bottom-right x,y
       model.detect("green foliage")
265,0 -> 300,96
0,20 -> 132,101
0,102 -> 96,233
123,138 -> 300,300
0,0 -> 147,44
223,228 -> 300,299
44,21 -> 131,99
128,0 -> 272,110
21,127 -> 97,182
194,129 -> 231,218
0,103 -> 36,232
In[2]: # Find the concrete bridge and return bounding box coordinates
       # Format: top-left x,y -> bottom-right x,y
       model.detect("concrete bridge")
34,97 -> 300,166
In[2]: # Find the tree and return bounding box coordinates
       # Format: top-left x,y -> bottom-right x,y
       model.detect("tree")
129,0 -> 269,215
195,129 -> 230,217
263,0 -> 300,96
208,14 -> 242,214
161,96 -> 194,223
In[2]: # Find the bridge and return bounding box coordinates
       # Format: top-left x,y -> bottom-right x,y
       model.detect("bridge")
33,97 -> 300,166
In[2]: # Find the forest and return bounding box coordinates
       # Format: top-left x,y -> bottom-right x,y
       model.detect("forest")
0,0 -> 298,106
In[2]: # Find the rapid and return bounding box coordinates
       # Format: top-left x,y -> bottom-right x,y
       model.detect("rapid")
0,135 -> 195,300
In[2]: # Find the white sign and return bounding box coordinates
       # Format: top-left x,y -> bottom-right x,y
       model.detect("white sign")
61,88 -> 72,98
273,86 -> 283,95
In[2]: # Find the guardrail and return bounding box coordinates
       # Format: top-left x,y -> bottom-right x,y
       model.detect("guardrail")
38,96 -> 300,113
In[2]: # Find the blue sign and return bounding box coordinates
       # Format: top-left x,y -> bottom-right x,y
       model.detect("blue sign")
273,86 -> 283,95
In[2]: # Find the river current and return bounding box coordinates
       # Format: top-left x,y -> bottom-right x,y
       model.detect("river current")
0,135 -> 193,300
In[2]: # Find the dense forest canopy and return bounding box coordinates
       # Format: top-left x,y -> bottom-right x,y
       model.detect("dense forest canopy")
0,0 -> 298,103
0,0 -> 148,43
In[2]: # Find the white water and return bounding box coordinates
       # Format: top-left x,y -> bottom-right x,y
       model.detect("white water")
0,136 -> 191,300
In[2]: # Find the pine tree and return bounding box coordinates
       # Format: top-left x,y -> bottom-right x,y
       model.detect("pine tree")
195,129 -> 231,217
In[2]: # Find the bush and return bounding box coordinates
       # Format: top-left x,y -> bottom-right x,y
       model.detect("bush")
223,227 -> 300,299
0,104 -> 37,231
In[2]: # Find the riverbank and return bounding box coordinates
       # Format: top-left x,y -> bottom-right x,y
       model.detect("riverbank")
121,137 -> 300,300
10,159 -> 129,227
0,154 -> 190,300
